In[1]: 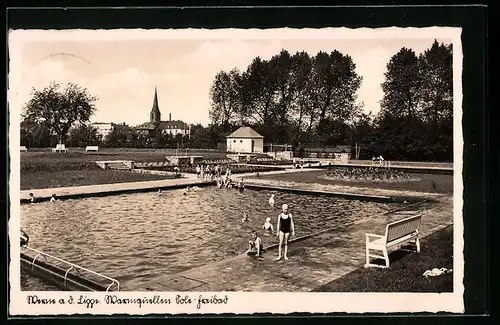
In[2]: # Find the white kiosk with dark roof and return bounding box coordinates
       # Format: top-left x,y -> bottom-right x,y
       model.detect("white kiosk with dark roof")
226,127 -> 264,153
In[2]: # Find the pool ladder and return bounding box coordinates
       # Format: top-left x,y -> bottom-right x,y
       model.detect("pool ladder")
23,246 -> 120,291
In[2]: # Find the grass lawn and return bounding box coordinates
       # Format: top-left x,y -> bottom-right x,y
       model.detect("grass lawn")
248,170 -> 453,194
21,169 -> 177,190
20,151 -> 189,189
19,150 -> 285,189
312,225 -> 454,292
20,150 -> 228,169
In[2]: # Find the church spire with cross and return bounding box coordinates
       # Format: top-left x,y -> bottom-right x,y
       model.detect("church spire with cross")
150,86 -> 161,125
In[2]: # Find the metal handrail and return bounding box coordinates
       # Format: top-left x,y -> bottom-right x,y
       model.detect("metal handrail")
32,253 -> 47,271
23,246 -> 120,291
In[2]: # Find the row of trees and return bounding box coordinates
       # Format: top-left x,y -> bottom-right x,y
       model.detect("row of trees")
20,122 -> 218,149
208,40 -> 453,161
209,49 -> 363,146
19,40 -> 453,161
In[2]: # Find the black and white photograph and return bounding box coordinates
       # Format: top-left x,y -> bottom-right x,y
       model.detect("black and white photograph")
8,25 -> 464,314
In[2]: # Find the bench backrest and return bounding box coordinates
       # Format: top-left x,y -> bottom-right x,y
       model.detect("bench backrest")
86,146 -> 99,150
385,214 -> 422,243
56,144 -> 66,150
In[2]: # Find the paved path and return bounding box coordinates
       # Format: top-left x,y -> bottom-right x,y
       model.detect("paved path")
20,168 -> 324,202
20,176 -> 209,201
131,195 -> 452,292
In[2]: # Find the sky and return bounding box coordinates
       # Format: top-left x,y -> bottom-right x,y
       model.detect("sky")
8,29 -> 455,127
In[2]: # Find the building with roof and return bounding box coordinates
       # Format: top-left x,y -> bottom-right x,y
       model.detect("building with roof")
226,126 -> 264,153
135,87 -> 191,137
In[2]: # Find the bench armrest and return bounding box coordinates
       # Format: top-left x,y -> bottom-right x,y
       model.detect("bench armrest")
365,233 -> 383,238
365,233 -> 384,242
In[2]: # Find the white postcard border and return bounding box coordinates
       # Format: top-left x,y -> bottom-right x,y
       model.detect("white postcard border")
8,26 -> 464,315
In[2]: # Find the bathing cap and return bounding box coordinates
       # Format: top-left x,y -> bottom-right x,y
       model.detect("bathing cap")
282,204 -> 288,209
266,217 -> 271,222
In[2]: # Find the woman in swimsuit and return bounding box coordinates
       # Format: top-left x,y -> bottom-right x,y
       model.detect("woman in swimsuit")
275,203 -> 295,261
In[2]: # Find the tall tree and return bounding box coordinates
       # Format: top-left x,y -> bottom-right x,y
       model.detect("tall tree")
380,47 -> 422,123
290,51 -> 313,140
419,40 -> 453,133
67,123 -> 101,147
208,69 -> 241,133
311,51 -> 362,145
22,82 -> 98,144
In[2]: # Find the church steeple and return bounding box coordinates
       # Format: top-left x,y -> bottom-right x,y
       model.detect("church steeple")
150,86 -> 161,124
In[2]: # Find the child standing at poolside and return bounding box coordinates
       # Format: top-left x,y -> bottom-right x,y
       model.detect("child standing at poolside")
276,204 -> 295,261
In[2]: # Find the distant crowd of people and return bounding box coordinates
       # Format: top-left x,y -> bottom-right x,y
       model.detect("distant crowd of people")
195,164 -> 228,181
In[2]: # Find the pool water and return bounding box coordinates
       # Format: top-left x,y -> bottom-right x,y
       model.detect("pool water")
20,187 -> 403,290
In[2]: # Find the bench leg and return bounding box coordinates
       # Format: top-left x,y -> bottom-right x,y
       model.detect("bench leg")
383,248 -> 390,268
365,245 -> 370,266
415,236 -> 421,253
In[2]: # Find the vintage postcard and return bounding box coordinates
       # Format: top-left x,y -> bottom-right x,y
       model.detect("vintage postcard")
8,26 -> 464,315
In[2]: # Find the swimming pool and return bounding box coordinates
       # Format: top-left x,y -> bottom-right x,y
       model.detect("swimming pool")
20,187 -> 404,290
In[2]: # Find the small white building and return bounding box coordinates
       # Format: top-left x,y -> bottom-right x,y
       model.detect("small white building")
226,127 -> 264,153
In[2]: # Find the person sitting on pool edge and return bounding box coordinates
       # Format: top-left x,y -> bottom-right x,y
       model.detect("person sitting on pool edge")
238,178 -> 245,192
246,231 -> 264,257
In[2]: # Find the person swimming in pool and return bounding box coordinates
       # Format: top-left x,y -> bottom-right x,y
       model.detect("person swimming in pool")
242,212 -> 250,222
276,203 -> 295,261
269,194 -> 275,207
262,217 -> 273,233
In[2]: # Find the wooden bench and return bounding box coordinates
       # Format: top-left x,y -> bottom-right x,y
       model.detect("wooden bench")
20,146 -> 27,152
86,146 -> 99,152
365,214 -> 422,268
52,144 -> 68,153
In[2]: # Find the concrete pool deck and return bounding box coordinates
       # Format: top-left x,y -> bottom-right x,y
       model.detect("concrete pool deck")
130,195 -> 452,292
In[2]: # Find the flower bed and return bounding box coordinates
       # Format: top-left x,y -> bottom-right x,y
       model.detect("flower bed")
324,167 -> 421,183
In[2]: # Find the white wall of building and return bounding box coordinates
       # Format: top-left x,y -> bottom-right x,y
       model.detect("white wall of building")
162,128 -> 190,136
226,138 -> 264,153
91,123 -> 114,138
